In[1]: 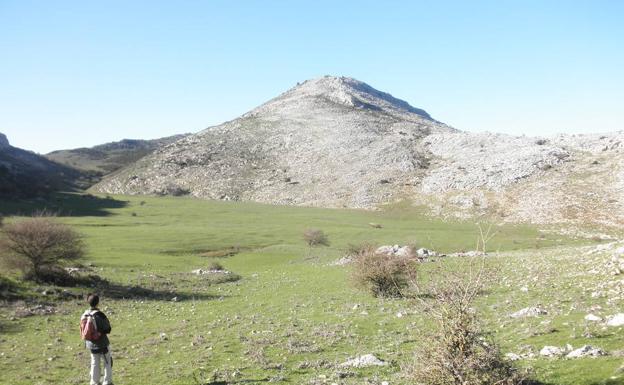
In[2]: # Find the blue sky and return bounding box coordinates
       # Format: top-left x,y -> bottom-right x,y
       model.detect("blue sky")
1,1 -> 622,153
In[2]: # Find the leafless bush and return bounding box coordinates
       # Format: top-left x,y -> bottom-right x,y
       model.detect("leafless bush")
407,260 -> 532,385
351,244 -> 416,298
303,228 -> 329,257
0,213 -> 85,282
207,261 -> 224,271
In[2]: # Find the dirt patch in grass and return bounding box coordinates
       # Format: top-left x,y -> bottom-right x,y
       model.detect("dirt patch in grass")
199,247 -> 243,258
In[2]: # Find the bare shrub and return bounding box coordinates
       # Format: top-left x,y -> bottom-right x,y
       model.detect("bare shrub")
303,228 -> 329,257
207,261 -> 224,271
351,244 -> 416,298
0,213 -> 85,282
407,260 -> 532,385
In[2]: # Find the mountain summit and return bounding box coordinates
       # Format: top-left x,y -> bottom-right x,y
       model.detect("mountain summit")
247,76 -> 434,120
92,76 -> 453,207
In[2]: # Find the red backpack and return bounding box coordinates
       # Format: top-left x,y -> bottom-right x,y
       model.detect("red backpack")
80,311 -> 102,341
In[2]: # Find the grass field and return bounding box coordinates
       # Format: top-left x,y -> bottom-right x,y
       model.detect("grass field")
1,193 -> 623,385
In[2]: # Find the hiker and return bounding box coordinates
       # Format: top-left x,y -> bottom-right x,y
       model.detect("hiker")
80,293 -> 113,385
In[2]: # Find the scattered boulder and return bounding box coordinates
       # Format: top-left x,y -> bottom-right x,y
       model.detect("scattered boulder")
540,346 -> 564,357
330,256 -> 353,266
339,354 -> 387,368
566,345 -> 606,359
505,352 -> 521,361
448,250 -> 486,257
376,245 -> 413,258
607,313 -> 624,327
14,304 -> 56,318
606,254 -> 624,275
584,314 -> 602,322
415,247 -> 437,258
510,306 -> 548,318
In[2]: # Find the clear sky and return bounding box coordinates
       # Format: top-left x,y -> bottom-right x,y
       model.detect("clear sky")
1,1 -> 622,153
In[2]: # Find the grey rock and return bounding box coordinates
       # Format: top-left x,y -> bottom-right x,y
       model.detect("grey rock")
339,354 -> 387,368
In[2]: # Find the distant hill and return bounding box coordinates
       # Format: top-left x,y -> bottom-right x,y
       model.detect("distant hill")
46,134 -> 189,176
0,133 -> 82,199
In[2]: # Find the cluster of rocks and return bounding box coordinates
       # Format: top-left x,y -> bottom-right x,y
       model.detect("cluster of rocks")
333,244 -> 490,266
539,345 -> 606,359
375,245 -> 413,258
508,344 -> 607,361
375,245 -> 438,260
192,268 -> 231,275
13,304 -> 56,318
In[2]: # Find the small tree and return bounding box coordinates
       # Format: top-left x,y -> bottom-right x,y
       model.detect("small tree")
303,228 -> 329,258
0,214 -> 85,282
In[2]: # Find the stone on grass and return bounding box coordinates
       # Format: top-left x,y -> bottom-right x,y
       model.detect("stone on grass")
566,345 -> 606,358
584,314 -> 602,322
540,346 -> 564,357
505,352 -> 521,361
376,245 -> 412,258
510,306 -> 548,318
340,354 -> 387,368
416,248 -> 437,257
607,313 -> 624,327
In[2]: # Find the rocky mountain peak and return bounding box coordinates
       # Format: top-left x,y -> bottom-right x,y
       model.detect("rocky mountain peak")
0,133 -> 10,148
246,75 -> 434,121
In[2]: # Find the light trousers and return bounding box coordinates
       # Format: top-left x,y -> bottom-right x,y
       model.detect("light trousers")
90,350 -> 113,385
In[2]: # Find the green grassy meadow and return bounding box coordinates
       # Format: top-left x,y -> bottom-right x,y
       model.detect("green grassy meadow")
1,193 -> 623,385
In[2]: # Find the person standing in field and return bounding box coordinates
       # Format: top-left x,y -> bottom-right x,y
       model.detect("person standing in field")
80,294 -> 113,385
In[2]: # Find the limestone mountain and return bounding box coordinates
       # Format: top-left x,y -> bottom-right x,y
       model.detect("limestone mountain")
92,76 -> 455,206
91,76 -> 624,229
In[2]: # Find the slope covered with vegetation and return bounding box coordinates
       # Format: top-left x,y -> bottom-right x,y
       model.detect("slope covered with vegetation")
1,194 -> 622,385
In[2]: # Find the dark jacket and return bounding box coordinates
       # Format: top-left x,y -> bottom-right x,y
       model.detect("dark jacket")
82,309 -> 111,353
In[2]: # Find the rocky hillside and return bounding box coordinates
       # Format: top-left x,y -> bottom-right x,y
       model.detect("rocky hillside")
91,76 -> 624,229
46,134 -> 189,176
0,133 -> 82,198
414,132 -> 624,229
